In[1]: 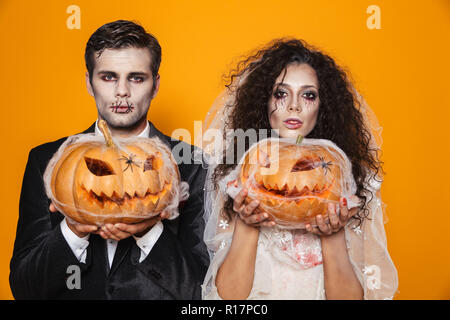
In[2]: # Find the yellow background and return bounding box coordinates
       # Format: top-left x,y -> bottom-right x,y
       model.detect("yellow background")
1,0 -> 449,300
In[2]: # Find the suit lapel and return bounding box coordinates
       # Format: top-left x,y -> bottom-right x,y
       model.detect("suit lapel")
147,121 -> 172,147
82,122 -> 96,134
131,228 -> 184,299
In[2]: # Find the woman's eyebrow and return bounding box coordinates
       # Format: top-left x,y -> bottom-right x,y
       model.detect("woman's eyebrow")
274,83 -> 318,89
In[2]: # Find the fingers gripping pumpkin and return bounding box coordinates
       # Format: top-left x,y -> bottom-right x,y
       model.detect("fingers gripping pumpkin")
44,120 -> 186,226
236,137 -> 355,228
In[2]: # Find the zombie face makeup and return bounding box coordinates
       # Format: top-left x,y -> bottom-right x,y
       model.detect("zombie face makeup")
110,98 -> 134,114
268,63 -> 320,139
86,47 -> 159,133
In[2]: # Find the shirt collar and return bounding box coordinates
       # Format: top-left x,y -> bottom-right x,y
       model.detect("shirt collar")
94,119 -> 150,138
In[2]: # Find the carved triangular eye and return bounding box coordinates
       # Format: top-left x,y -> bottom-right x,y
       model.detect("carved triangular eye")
291,158 -> 318,172
84,157 -> 115,176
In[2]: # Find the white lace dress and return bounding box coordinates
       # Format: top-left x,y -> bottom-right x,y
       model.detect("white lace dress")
201,161 -> 398,300
202,220 -> 327,300
201,194 -> 398,299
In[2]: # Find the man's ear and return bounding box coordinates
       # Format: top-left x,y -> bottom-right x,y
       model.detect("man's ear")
86,71 -> 95,97
151,74 -> 160,100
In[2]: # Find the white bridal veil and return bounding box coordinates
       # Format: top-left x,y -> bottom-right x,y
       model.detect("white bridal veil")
196,72 -> 399,299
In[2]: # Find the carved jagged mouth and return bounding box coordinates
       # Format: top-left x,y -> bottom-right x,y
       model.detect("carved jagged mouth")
254,181 -> 334,198
79,183 -> 171,207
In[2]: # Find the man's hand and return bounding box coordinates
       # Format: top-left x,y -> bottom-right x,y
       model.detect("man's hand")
98,211 -> 170,240
49,202 -> 98,238
233,188 -> 275,228
50,202 -> 169,240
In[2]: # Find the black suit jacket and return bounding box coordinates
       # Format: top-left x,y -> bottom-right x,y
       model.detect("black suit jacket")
10,121 -> 209,299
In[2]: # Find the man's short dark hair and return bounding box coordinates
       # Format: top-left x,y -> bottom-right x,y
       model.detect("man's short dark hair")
85,20 -> 161,83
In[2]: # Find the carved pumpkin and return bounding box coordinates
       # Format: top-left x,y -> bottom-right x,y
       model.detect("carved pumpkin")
47,120 -> 180,225
238,137 -> 349,227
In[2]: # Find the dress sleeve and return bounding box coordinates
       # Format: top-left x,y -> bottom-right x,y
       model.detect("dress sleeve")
201,184 -> 235,300
344,178 -> 399,299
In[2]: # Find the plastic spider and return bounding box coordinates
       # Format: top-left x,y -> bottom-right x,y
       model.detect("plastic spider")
118,153 -> 141,172
318,156 -> 333,175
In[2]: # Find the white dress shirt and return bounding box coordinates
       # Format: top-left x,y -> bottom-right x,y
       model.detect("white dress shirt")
60,119 -> 164,267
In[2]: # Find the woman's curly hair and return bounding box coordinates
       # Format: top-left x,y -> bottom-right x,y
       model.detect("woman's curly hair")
213,38 -> 383,226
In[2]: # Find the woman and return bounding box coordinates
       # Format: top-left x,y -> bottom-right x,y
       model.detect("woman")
200,39 -> 398,300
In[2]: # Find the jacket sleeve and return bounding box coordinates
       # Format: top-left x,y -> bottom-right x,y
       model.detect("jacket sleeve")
9,148 -> 88,299
176,161 -> 209,273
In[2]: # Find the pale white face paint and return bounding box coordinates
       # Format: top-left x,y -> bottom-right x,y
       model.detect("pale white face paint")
86,47 -> 160,136
268,63 -> 320,139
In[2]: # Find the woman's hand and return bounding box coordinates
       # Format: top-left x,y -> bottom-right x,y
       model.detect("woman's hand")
305,196 -> 359,236
233,188 -> 276,227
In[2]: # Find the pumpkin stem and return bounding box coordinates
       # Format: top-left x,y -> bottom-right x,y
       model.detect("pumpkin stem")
98,120 -> 115,148
296,134 -> 304,145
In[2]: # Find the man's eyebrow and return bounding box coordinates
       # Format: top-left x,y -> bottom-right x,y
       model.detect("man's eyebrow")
97,71 -> 149,77
97,70 -> 117,76
128,72 -> 149,77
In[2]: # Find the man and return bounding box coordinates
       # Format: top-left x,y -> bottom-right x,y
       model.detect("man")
10,20 -> 209,299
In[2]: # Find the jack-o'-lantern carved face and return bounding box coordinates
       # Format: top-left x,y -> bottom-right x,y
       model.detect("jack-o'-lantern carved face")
239,139 -> 344,227
50,120 -> 179,225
